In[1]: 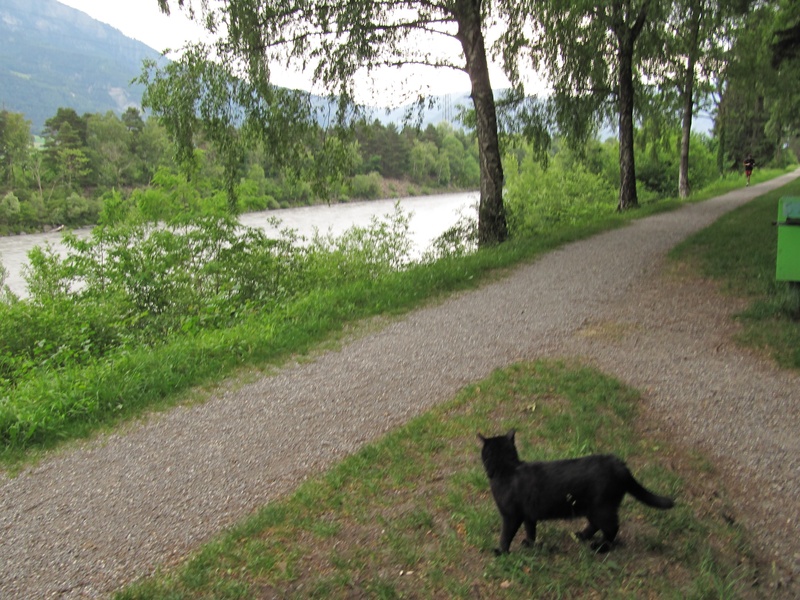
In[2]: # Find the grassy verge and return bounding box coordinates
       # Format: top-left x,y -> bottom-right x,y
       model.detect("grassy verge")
0,168 -> 793,467
116,360 -> 761,599
670,176 -> 800,370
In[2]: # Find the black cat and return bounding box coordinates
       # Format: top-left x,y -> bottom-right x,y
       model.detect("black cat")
478,430 -> 674,554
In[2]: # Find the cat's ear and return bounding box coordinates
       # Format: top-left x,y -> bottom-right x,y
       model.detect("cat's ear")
477,432 -> 487,443
506,429 -> 516,441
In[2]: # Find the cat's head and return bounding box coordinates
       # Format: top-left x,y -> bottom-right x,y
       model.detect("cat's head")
477,429 -> 520,477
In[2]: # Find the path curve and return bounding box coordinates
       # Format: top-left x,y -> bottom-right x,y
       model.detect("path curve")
2,172 -> 799,598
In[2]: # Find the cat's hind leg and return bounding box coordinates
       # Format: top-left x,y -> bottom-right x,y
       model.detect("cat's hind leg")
589,511 -> 619,553
521,519 -> 537,548
575,521 -> 597,542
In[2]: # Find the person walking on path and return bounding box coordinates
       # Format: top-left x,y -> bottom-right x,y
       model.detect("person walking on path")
744,154 -> 756,185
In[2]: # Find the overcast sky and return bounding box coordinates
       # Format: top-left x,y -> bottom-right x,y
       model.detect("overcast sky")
56,0 -> 524,104
59,0 -> 205,53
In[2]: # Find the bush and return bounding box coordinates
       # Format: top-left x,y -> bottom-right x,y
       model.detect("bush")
0,192 -> 21,226
0,205 -> 424,450
422,205 -> 479,262
350,172 -> 384,200
305,202 -> 413,284
504,146 -> 617,237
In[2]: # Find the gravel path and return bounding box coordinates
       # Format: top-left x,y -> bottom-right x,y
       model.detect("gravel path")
2,172 -> 799,598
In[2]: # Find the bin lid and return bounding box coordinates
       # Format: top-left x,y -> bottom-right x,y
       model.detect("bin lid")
779,198 -> 800,221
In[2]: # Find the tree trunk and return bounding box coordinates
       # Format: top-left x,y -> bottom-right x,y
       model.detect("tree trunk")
679,5 -> 701,199
617,33 -> 639,211
678,73 -> 694,199
715,79 -> 727,175
454,0 -> 507,246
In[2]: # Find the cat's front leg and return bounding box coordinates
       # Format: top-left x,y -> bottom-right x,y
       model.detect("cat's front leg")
495,515 -> 523,555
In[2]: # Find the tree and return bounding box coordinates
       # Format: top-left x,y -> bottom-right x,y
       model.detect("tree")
152,0 -> 521,245
135,119 -> 173,184
771,0 -> 800,67
720,5 -> 781,169
121,107 -> 146,136
86,112 -> 134,187
0,111 -> 32,190
410,140 -> 438,184
664,0 -> 709,198
768,0 -> 800,148
516,0 -> 668,211
42,109 -> 91,190
0,191 -> 21,226
655,0 -> 748,198
43,108 -> 88,149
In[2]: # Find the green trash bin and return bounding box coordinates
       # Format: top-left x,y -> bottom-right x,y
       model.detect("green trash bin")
776,197 -> 800,282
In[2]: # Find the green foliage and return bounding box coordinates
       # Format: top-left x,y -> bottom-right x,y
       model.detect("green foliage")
503,145 -> 617,236
305,203 -> 414,283
4,151 -> 790,458
0,260 -> 10,302
0,110 -> 31,189
721,4 -> 788,172
1,104 -> 480,233
0,192 -> 21,227
0,206 -> 422,451
636,130 -> 718,197
422,205 -> 479,262
349,172 -> 384,200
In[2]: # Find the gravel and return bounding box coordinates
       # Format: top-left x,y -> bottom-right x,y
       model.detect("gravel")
1,172 -> 799,598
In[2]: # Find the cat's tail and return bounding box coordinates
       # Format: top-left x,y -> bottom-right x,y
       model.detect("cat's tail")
626,473 -> 674,509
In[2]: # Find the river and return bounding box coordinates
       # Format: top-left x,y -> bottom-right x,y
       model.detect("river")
0,191 -> 477,298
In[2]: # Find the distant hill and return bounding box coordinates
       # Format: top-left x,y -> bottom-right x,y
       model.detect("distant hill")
0,0 -> 164,133
0,0 -> 481,136
0,0 -> 468,135
368,93 -> 473,129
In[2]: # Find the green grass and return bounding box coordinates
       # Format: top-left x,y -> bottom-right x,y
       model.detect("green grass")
671,176 -> 800,370
116,360 -> 761,599
0,168 -> 794,467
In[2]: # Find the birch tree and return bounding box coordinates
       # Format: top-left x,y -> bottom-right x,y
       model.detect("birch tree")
151,0 -> 538,245
657,0 -> 748,198
510,0 -> 667,211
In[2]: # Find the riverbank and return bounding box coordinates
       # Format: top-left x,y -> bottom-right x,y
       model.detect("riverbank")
0,190 -> 477,299
1,171 -> 798,598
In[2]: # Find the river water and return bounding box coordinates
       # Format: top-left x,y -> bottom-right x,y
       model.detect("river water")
0,191 -> 477,298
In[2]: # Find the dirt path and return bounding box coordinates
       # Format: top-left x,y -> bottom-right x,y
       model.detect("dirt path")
560,263 -> 800,594
1,173 -> 799,598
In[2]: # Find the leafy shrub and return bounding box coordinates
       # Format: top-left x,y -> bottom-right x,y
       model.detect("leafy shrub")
304,202 -> 413,284
0,192 -> 21,226
0,259 -> 12,303
0,204 -> 419,448
98,188 -> 134,226
504,146 -> 616,237
421,204 -> 479,262
350,172 -> 384,200
636,131 -> 718,198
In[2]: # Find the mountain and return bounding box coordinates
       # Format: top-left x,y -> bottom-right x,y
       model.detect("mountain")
0,0 -> 713,139
0,0 -> 165,133
369,93 -> 473,129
